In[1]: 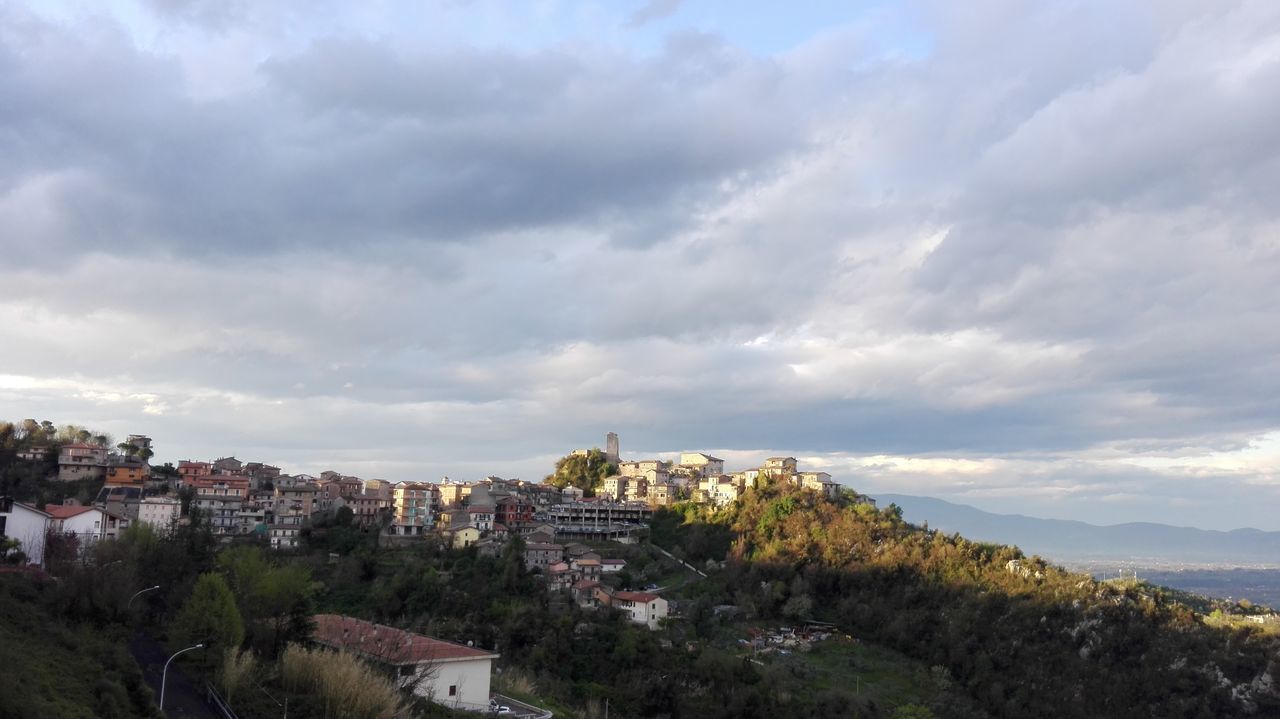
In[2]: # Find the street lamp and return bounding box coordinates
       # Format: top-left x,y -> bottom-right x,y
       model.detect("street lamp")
161,643 -> 203,710
128,585 -> 161,611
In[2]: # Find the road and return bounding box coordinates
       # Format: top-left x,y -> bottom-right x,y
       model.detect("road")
129,633 -> 219,719
650,543 -> 708,577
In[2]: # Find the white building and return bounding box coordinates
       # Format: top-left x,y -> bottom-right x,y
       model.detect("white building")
45,504 -> 110,544
679,453 -> 725,477
0,499 -> 51,566
137,497 -> 180,534
311,614 -> 499,711
609,591 -> 669,630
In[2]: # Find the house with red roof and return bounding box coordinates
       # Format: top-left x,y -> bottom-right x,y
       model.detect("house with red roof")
311,614 -> 499,712
604,590 -> 669,630
178,460 -> 212,484
44,503 -> 111,544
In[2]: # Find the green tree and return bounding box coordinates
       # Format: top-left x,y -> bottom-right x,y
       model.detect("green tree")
217,547 -> 315,656
544,449 -> 616,495
334,505 -> 354,527
171,573 -> 244,673
0,536 -> 26,564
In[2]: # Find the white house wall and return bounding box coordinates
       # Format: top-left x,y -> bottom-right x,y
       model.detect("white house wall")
2,505 -> 49,567
411,657 -> 493,712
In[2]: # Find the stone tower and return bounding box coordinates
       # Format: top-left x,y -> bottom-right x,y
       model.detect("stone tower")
605,432 -> 619,465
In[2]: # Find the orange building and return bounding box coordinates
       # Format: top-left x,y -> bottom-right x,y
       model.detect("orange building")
105,461 -> 148,488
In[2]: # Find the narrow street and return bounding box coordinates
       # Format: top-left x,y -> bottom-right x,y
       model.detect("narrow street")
129,633 -> 219,719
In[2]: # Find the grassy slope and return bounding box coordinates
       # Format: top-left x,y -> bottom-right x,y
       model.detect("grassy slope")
0,574 -> 159,719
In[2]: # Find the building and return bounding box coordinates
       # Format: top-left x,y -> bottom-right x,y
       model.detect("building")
105,458 -> 149,488
212,456 -> 243,475
178,460 -> 212,484
679,453 -> 725,478
269,514 -> 304,549
731,468 -> 761,489
762,457 -> 798,478
94,485 -> 143,521
349,491 -> 391,528
311,614 -> 499,711
391,482 -> 436,536
547,501 -> 653,527
446,525 -> 481,549
706,477 -> 742,506
45,504 -> 111,545
244,462 -> 283,490
607,591 -> 669,630
125,434 -> 152,451
15,446 -> 51,462
57,443 -> 108,482
647,483 -> 675,507
275,483 -> 319,517
137,496 -> 180,534
623,475 -> 649,503
617,459 -> 671,476
438,482 -> 471,509
466,506 -> 493,532
0,498 -> 51,566
524,543 -> 564,571
190,476 -> 251,535
494,496 -> 534,528
601,476 -> 628,502
798,471 -> 841,499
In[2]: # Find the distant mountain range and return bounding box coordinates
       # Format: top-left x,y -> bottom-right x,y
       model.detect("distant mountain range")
874,493 -> 1280,566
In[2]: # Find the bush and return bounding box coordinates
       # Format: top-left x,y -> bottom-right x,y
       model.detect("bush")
280,644 -> 409,719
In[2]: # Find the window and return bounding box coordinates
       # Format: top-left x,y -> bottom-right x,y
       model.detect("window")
448,685 -> 457,697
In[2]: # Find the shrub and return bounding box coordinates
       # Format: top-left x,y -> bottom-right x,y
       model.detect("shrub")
280,644 -> 409,719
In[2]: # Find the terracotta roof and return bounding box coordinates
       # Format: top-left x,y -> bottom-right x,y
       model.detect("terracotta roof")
571,579 -> 601,590
613,591 -> 661,603
311,615 -> 498,664
44,504 -> 98,519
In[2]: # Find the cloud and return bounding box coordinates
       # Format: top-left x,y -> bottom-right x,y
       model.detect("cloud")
628,0 -> 681,28
2,1 -> 1279,528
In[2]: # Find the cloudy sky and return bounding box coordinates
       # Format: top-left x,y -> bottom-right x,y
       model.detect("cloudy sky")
2,0 -> 1279,530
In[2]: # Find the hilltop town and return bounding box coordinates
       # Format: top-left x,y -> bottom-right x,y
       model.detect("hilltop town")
3,428 -> 854,559
2,423 -> 897,717
4,421 -> 1278,719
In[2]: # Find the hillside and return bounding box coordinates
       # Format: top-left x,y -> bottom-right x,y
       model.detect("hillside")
875,493 -> 1280,565
653,484 -> 1280,718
